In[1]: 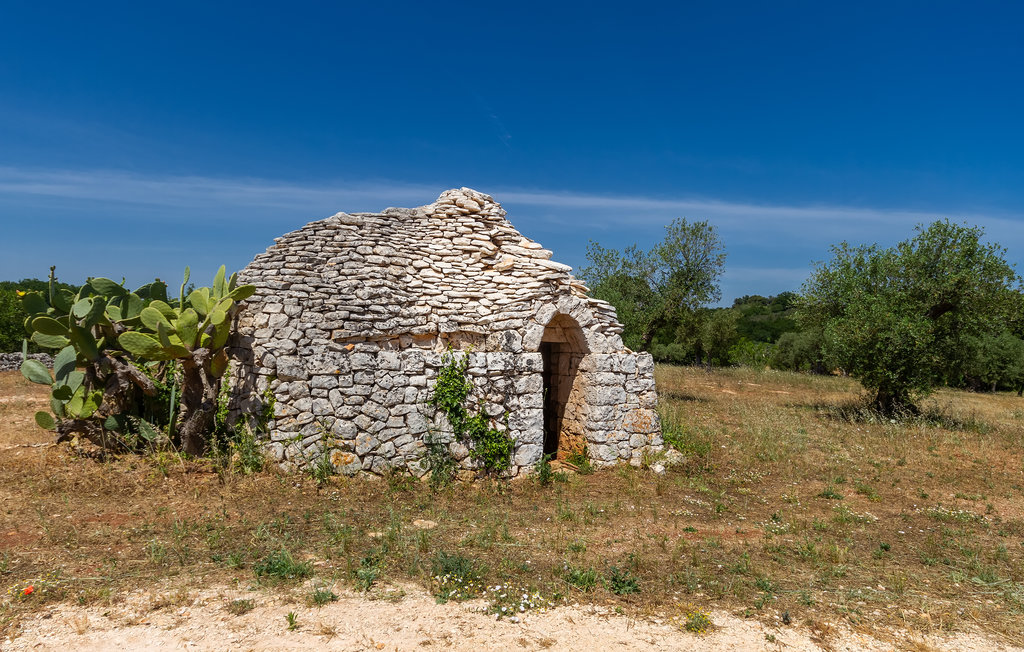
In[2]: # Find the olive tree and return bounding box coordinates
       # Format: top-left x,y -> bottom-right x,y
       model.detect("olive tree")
799,220 -> 1020,414
582,219 -> 726,351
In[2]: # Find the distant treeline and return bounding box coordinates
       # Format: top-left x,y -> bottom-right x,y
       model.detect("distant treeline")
0,278 -> 80,354
583,219 -> 1024,404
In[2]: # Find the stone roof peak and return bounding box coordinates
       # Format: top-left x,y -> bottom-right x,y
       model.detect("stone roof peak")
430,187 -> 506,219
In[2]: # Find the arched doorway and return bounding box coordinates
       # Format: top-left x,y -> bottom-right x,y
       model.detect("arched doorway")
539,313 -> 589,459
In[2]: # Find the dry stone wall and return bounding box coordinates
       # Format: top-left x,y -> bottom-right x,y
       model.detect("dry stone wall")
230,188 -> 661,476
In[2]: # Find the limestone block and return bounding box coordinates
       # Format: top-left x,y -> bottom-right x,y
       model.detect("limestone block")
382,388 -> 405,407
399,350 -> 426,373
622,408 -> 659,433
289,383 -> 310,400
579,354 -> 615,373
392,434 -> 414,449
637,353 -> 655,375
629,433 -> 649,449
509,408 -> 542,433
330,449 -> 362,476
588,443 -> 618,462
332,419 -> 356,439
584,385 -> 627,406
513,443 -> 542,467
484,402 -> 505,418
355,433 -> 378,455
449,442 -> 470,460
276,356 -> 307,381
293,397 -> 313,413
618,355 -> 638,375
514,374 -> 542,394
408,412 -> 430,435
515,353 -> 543,373
266,442 -> 286,461
398,440 -> 424,456
378,351 -> 401,370
354,371 -> 374,385
273,401 -> 297,418
522,324 -> 544,351
592,372 -> 625,386
369,456 -> 391,474
350,353 -> 376,370
312,398 -> 332,416
519,392 -> 543,409
361,401 -> 389,422
625,376 -> 656,394
328,388 -> 346,408
586,404 -> 618,422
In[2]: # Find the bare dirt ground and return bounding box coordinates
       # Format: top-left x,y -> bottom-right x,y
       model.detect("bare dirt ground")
3,368 -> 1024,650
5,581 -> 1021,651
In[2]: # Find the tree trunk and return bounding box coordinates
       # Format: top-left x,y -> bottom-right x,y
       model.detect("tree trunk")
873,389 -> 918,416
56,418 -> 113,448
176,350 -> 217,456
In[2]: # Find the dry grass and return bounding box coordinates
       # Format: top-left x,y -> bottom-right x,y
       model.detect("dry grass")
1,367 -> 1022,644
0,371 -> 52,447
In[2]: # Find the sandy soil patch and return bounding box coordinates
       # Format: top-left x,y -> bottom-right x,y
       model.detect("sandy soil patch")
5,583 -> 1020,652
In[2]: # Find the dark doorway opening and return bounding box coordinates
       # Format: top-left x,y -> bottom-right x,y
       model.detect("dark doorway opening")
541,341 -> 560,457
539,314 -> 588,459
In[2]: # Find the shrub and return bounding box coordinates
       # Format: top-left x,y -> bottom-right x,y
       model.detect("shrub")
606,565 -> 640,595
253,549 -> 312,581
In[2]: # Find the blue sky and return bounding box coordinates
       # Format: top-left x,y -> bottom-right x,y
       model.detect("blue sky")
1,1 -> 1022,303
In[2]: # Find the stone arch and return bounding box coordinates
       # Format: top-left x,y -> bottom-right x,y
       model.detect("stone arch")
539,313 -> 589,459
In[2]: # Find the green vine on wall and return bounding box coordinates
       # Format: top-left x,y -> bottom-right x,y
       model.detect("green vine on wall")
428,350 -> 514,477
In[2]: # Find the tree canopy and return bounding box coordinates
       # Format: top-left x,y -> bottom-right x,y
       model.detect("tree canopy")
582,219 -> 726,351
799,220 -> 1021,413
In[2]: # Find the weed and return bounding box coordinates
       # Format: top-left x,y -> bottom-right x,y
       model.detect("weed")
285,611 -> 298,631
854,482 -> 880,501
566,448 -> 593,474
310,586 -> 338,607
253,549 -> 312,581
563,565 -> 600,592
483,582 -> 555,620
606,565 -> 640,595
661,419 -> 715,473
680,607 -> 713,634
818,486 -> 843,500
431,551 -> 482,603
227,598 -> 255,615
231,423 -> 266,475
536,454 -> 555,487
355,548 -> 386,592
423,431 -> 457,490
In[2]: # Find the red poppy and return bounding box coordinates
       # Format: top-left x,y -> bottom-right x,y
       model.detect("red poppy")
22,585 -> 34,596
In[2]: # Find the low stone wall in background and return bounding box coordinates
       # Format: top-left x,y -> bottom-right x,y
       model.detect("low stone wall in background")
0,353 -> 53,372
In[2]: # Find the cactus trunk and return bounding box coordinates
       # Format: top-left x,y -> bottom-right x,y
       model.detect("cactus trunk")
177,350 -> 217,456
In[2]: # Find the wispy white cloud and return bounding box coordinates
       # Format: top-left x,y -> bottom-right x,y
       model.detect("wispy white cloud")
0,166 -> 1021,257
0,167 -> 441,213
1,167 -> 1021,299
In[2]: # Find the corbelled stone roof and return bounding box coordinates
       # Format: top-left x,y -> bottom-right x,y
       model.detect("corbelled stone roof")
240,188 -> 625,349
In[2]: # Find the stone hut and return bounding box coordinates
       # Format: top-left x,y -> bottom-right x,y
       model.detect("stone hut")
231,188 -> 661,476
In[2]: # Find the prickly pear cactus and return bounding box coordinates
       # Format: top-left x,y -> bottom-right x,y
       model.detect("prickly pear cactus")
19,265 -> 254,455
